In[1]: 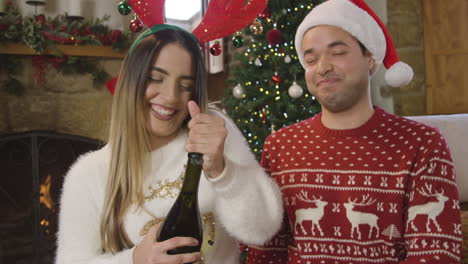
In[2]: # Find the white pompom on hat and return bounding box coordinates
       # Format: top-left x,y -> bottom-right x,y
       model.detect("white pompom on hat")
295,0 -> 413,87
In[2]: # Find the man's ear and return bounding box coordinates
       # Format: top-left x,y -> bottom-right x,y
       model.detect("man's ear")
366,51 -> 376,73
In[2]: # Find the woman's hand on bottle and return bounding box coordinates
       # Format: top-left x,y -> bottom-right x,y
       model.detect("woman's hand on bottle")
186,101 -> 227,178
133,223 -> 201,264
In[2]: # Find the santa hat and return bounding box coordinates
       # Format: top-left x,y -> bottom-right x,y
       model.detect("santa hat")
294,0 -> 413,87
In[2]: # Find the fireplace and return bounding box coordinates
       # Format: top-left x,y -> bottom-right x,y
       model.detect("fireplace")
0,131 -> 103,264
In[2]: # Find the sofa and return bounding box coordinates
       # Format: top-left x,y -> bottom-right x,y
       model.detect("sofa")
406,113 -> 468,263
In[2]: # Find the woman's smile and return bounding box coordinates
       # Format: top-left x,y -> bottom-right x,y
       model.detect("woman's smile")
151,103 -> 177,120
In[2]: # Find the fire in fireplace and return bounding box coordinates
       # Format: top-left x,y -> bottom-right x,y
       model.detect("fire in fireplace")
0,131 -> 103,264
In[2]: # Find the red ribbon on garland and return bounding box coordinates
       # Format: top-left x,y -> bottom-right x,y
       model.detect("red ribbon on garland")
31,56 -> 66,89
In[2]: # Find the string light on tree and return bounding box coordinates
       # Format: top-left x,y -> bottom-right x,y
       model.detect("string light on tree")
233,83 -> 245,99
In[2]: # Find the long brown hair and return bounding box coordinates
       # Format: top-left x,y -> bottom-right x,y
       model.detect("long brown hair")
100,29 -> 207,253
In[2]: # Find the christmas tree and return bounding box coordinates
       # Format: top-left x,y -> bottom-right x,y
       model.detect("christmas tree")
223,0 -> 323,161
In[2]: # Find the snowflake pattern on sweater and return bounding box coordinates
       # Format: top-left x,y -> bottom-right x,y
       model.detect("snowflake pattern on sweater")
247,107 -> 463,264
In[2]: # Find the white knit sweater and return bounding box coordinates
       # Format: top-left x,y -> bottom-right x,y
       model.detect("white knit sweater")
55,110 -> 283,264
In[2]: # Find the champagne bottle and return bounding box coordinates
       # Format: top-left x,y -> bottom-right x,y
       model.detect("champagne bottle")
156,152 -> 204,255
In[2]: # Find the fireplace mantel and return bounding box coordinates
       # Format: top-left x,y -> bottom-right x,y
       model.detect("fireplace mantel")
0,43 -> 127,59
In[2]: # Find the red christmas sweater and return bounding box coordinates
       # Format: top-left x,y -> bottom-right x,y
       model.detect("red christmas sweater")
246,107 -> 463,264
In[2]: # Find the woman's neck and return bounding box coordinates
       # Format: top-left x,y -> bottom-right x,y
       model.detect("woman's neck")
149,130 -> 181,151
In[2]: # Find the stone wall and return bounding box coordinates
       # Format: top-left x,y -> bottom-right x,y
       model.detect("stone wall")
0,58 -> 119,141
387,0 -> 426,116
0,55 -> 229,141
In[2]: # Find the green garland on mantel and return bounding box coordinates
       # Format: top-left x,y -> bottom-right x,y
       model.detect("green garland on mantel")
0,3 -> 132,95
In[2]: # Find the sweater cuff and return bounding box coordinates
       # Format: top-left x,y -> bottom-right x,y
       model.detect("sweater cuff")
205,157 -> 242,196
205,155 -> 232,184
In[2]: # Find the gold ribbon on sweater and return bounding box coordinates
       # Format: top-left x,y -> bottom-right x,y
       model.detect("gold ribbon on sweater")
140,173 -> 216,263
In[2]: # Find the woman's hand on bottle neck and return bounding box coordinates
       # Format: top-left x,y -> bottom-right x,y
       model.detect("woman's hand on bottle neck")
185,101 -> 228,179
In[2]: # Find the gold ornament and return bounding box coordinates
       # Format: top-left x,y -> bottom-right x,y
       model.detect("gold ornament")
250,21 -> 263,35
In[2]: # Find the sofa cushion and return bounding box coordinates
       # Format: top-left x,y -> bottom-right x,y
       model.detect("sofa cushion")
406,114 -> 468,202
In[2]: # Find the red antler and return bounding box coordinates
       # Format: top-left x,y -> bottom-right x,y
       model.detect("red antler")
193,0 -> 269,45
128,0 -> 166,27
107,0 -> 268,95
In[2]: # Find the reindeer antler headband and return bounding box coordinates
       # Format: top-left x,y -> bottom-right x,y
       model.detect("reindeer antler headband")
106,0 -> 268,95
127,0 -> 268,50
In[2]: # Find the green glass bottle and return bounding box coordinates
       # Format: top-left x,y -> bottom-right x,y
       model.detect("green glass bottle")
156,152 -> 204,256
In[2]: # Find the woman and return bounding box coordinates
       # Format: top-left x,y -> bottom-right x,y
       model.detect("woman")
55,27 -> 283,264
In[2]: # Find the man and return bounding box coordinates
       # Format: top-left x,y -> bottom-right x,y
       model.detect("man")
246,0 -> 463,263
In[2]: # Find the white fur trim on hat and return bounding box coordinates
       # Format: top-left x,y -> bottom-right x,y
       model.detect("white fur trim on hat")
385,61 -> 414,87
